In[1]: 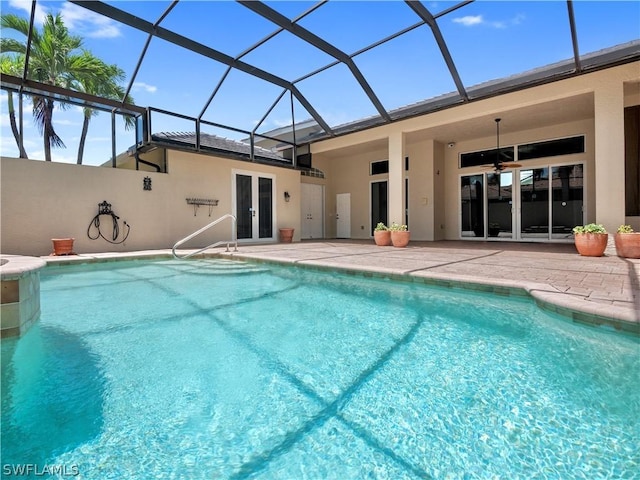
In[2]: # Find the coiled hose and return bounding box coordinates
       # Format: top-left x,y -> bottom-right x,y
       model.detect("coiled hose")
87,212 -> 130,244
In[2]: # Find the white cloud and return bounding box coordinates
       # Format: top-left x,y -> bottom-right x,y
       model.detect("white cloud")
55,119 -> 81,127
8,0 -> 48,24
453,13 -> 525,29
0,133 -> 38,158
49,151 -> 76,164
272,118 -> 292,128
133,82 -> 158,94
5,2 -> 120,38
60,3 -> 121,39
453,15 -> 483,27
0,135 -> 19,157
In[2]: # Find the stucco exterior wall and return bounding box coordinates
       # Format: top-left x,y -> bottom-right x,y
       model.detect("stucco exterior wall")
310,118 -> 594,242
311,62 -> 639,240
2,62 -> 638,252
1,152 -> 300,256
313,144 -> 389,240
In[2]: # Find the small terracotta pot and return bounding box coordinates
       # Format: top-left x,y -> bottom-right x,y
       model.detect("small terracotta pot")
574,233 -> 608,257
373,230 -> 392,246
614,233 -> 640,259
279,228 -> 294,243
391,231 -> 410,248
52,238 -> 75,256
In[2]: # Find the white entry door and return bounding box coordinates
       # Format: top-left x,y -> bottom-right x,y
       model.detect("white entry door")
301,183 -> 324,239
336,193 -> 351,238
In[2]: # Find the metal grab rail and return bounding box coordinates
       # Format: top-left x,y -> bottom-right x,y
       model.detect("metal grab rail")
172,214 -> 237,259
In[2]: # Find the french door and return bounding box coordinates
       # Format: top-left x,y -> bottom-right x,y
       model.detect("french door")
233,171 -> 274,241
370,181 -> 388,235
461,163 -> 583,241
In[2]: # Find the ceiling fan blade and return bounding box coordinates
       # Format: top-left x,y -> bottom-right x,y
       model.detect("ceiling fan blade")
481,162 -> 524,172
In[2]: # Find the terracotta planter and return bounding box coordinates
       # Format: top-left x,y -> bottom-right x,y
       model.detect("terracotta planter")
574,233 -> 608,257
391,231 -> 410,248
51,238 -> 75,256
614,233 -> 640,259
279,228 -> 294,243
373,230 -> 392,246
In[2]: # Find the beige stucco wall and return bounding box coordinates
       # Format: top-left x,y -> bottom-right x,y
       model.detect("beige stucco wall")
2,62 -> 638,252
1,151 -> 300,256
312,118 -> 594,242
311,62 -> 639,240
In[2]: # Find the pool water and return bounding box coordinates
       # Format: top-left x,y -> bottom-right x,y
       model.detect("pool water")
1,259 -> 639,479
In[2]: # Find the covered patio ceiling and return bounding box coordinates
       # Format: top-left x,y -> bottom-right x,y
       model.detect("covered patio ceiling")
2,0 -> 639,148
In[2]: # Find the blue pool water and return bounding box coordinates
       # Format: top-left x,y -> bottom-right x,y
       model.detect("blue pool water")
1,258 -> 639,479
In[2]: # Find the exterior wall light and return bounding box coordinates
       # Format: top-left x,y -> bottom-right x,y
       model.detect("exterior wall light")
143,176 -> 152,191
284,191 -> 290,202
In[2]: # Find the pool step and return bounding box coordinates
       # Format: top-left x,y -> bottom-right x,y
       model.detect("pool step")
169,259 -> 269,275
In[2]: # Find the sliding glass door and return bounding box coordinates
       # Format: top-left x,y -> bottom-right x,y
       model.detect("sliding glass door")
487,172 -> 513,238
461,163 -> 583,241
520,168 -> 549,239
551,164 -> 583,239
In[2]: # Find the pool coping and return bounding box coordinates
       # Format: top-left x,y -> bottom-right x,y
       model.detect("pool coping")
31,248 -> 640,336
220,252 -> 640,336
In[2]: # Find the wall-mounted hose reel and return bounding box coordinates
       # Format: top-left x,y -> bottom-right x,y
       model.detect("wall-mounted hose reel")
87,200 -> 131,244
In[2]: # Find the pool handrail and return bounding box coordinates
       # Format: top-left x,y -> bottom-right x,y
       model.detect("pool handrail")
172,213 -> 237,259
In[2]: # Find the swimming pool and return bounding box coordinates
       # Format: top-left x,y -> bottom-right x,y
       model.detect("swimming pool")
2,258 -> 638,479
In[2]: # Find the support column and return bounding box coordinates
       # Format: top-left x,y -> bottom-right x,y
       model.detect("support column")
388,131 -> 405,226
594,81 -> 625,232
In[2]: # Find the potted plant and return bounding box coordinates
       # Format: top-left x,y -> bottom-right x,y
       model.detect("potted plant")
572,223 -> 608,257
278,228 -> 294,243
51,238 -> 75,256
614,225 -> 640,258
389,222 -> 410,248
373,222 -> 391,246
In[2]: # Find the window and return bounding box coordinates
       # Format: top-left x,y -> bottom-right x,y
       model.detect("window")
371,160 -> 389,175
518,136 -> 585,160
460,147 -> 515,169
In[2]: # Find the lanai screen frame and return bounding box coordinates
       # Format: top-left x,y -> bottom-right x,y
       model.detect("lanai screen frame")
1,0 -> 639,167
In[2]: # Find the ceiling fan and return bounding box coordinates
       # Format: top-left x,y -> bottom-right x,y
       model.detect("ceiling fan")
489,118 -> 521,172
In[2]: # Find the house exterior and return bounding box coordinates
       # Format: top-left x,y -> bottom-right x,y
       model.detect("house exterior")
1,56 -> 638,256
298,60 -> 640,242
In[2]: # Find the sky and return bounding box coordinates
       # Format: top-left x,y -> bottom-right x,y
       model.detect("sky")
0,0 -> 638,166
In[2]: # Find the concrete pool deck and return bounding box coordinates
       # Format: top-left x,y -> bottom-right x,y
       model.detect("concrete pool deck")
42,240 -> 639,334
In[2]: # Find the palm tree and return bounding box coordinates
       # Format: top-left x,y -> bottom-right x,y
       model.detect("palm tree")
75,54 -> 135,165
0,55 -> 28,158
1,13 -> 115,162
